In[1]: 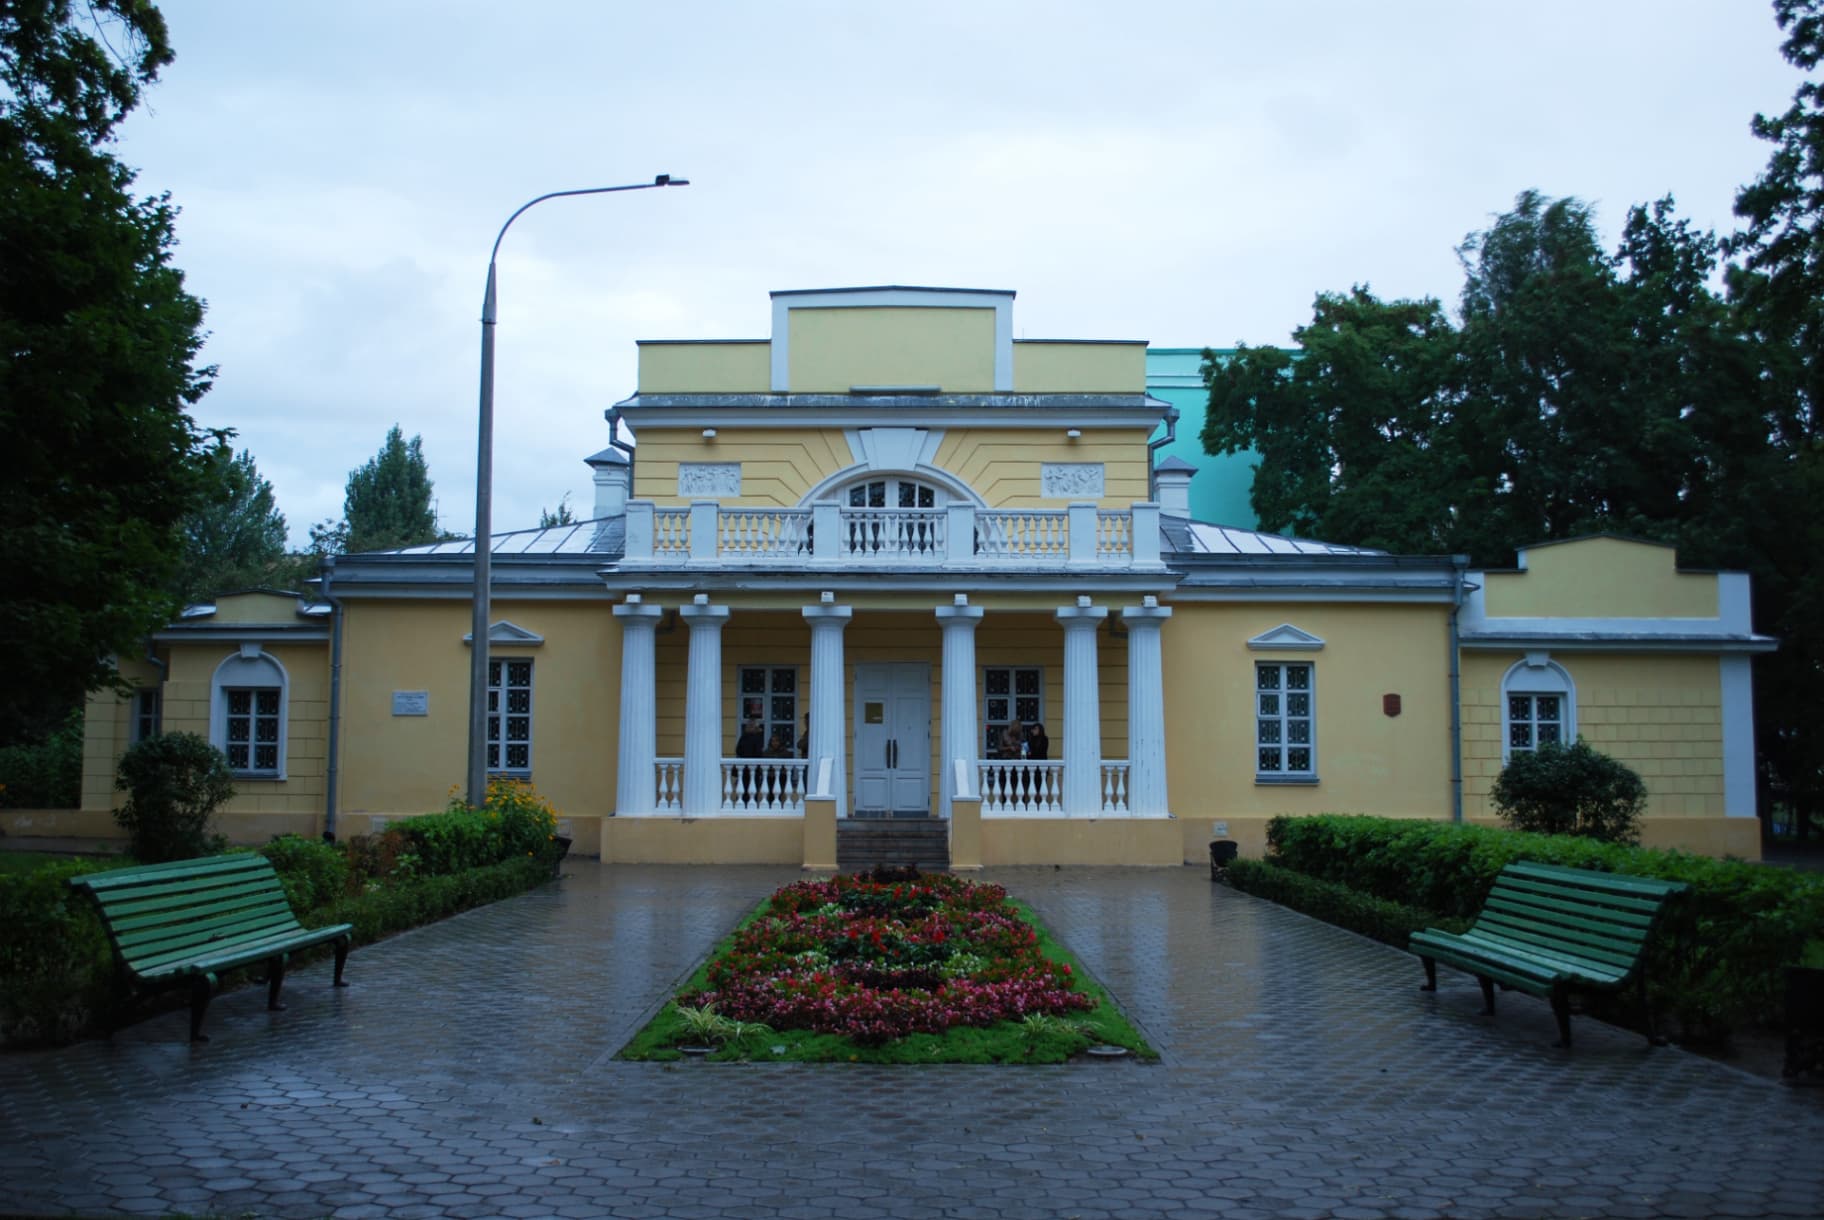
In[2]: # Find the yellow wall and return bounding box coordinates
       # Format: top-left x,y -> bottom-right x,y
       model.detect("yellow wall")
630,426 -> 853,505
80,655 -> 163,812
207,592 -> 308,623
789,307 -> 996,392
1485,537 -> 1718,618
1460,652 -> 1723,818
1160,602 -> 1455,821
1012,341 -> 1146,393
637,341 -> 769,393
338,600 -> 621,823
932,428 -> 1151,508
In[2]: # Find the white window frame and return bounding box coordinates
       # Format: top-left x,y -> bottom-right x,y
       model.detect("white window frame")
130,689 -> 162,744
1502,653 -> 1576,761
982,665 -> 1044,758
489,657 -> 535,777
209,647 -> 289,780
737,665 -> 801,755
1255,661 -> 1316,782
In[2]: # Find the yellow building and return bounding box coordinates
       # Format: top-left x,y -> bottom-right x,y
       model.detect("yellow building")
63,287 -> 1775,865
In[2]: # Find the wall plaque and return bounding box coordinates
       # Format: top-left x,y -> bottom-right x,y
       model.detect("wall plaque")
678,462 -> 741,497
392,690 -> 429,717
1041,462 -> 1105,498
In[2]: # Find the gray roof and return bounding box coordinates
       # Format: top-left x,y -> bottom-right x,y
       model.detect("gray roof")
367,518 -> 623,558
1177,522 -> 1384,557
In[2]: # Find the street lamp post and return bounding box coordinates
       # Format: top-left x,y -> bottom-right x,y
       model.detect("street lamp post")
467,175 -> 689,807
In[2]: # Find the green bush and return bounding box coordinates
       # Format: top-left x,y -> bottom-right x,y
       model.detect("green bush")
0,857 -> 118,1043
1224,858 -> 1470,948
305,855 -> 551,944
259,834 -> 350,913
113,733 -> 234,862
1263,814 -> 1824,1039
0,709 -> 83,809
1491,739 -> 1646,843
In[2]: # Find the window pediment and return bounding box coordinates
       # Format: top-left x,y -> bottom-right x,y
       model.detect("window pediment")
1247,624 -> 1325,652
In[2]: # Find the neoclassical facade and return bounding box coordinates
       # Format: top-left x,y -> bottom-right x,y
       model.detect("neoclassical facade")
48,286 -> 1774,866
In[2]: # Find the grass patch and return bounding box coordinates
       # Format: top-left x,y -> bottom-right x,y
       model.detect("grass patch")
0,850 -> 110,876
619,870 -> 1157,1064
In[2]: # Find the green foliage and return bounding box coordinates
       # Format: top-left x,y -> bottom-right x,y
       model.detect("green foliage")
305,855 -> 550,945
112,732 -> 233,862
673,1003 -> 774,1048
538,494 -> 578,528
0,856 -> 119,1043
0,707 -> 82,807
0,0 -> 222,745
1223,857 -> 1470,948
1490,739 -> 1646,843
172,448 -> 291,604
258,834 -> 349,913
1261,814 -> 1824,1038
314,424 -> 445,554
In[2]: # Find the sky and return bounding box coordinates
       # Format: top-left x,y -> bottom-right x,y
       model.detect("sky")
110,1 -> 1800,549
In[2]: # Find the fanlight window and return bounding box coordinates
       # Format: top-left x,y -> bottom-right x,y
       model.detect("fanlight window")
837,477 -> 947,555
844,477 -> 944,510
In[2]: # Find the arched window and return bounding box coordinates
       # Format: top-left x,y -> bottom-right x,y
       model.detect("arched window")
839,475 -> 947,511
210,647 -> 289,779
833,475 -> 950,555
1501,653 -> 1575,762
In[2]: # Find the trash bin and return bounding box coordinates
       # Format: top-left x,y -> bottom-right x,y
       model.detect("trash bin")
1208,839 -> 1238,880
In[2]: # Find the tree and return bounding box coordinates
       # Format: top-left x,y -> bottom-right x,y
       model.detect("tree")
1491,739 -> 1646,845
0,1 -> 221,744
113,731 -> 233,862
538,494 -> 577,528
171,448 -> 290,603
315,424 -> 445,553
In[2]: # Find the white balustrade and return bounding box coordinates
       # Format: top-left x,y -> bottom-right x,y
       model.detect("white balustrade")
652,508 -> 690,556
720,758 -> 810,813
719,508 -> 810,556
977,760 -> 1064,815
654,758 -> 683,812
1096,510 -> 1132,559
1099,761 -> 1130,814
838,508 -> 945,558
977,509 -> 1069,559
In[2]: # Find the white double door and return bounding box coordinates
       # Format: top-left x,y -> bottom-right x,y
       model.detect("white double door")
851,663 -> 931,818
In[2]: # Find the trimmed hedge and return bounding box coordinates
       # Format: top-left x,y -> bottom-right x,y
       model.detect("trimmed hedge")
0,858 -> 119,1043
1223,858 -> 1469,948
1261,814 -> 1824,1039
304,855 -> 552,945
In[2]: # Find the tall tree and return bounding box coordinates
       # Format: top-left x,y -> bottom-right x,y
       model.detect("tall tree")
315,425 -> 445,553
0,0 -> 221,743
172,448 -> 290,603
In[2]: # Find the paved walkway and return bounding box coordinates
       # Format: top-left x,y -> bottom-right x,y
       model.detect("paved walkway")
2,864 -> 1821,1219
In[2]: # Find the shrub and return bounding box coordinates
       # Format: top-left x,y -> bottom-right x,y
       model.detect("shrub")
306,855 -> 551,944
113,733 -> 234,862
1223,857 -> 1470,948
1262,813 -> 1824,1039
0,857 -> 118,1043
259,834 -> 350,913
1491,739 -> 1645,844
0,709 -> 83,809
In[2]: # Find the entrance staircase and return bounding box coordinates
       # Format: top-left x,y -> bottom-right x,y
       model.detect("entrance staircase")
836,817 -> 949,872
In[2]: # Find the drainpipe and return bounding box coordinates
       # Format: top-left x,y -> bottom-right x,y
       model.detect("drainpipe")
1448,555 -> 1467,823
604,406 -> 637,485
1146,406 -> 1180,503
320,556 -> 345,843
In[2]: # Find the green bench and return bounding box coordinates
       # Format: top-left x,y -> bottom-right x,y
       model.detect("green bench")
1409,861 -> 1686,1048
69,853 -> 353,1043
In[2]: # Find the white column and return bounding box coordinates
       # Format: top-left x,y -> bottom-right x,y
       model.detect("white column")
1123,595 -> 1173,816
680,594 -> 730,815
1056,595 -> 1108,813
935,594 -> 985,820
802,593 -> 852,818
612,595 -> 665,815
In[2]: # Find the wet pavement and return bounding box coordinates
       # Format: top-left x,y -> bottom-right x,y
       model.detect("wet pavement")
2,863 -> 1821,1219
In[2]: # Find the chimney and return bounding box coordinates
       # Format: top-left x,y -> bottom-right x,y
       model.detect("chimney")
584,448 -> 631,518
1153,455 -> 1196,519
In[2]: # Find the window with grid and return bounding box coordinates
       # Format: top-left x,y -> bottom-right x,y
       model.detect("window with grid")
223,687 -> 281,775
738,666 -> 798,754
1507,693 -> 1564,753
488,658 -> 533,774
131,690 -> 162,744
982,666 -> 1043,757
1256,662 -> 1315,778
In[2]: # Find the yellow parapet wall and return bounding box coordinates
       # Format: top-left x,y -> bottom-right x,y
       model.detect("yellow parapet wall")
980,817 -> 1181,866
602,816 -> 805,864
637,341 -> 770,393
1484,537 -> 1718,619
790,307 -> 997,393
1012,341 -> 1146,393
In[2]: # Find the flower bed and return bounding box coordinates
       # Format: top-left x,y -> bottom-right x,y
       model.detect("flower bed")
626,868 -> 1155,1063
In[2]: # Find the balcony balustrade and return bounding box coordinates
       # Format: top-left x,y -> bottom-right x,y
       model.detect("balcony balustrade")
622,500 -> 1162,570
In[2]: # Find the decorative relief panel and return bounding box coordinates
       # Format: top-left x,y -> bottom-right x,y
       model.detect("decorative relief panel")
1041,463 -> 1105,498
678,462 -> 741,497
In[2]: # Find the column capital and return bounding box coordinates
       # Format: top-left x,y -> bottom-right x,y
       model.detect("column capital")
613,597 -> 666,622
935,603 -> 985,625
1121,602 -> 1173,626
1055,599 -> 1108,627
802,602 -> 854,626
680,597 -> 730,626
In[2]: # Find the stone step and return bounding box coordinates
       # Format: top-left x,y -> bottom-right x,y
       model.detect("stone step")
836,819 -> 950,871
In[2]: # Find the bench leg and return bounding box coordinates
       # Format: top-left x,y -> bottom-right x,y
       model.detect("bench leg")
1638,974 -> 1666,1047
332,936 -> 350,988
267,955 -> 288,1012
1550,984 -> 1573,1049
1419,956 -> 1438,992
1476,975 -> 1496,1016
189,975 -> 216,1043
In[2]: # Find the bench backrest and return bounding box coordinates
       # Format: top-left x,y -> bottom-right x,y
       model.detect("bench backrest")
1474,861 -> 1687,976
69,853 -> 303,977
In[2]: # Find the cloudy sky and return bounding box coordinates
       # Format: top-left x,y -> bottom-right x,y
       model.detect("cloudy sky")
112,1 -> 1797,548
